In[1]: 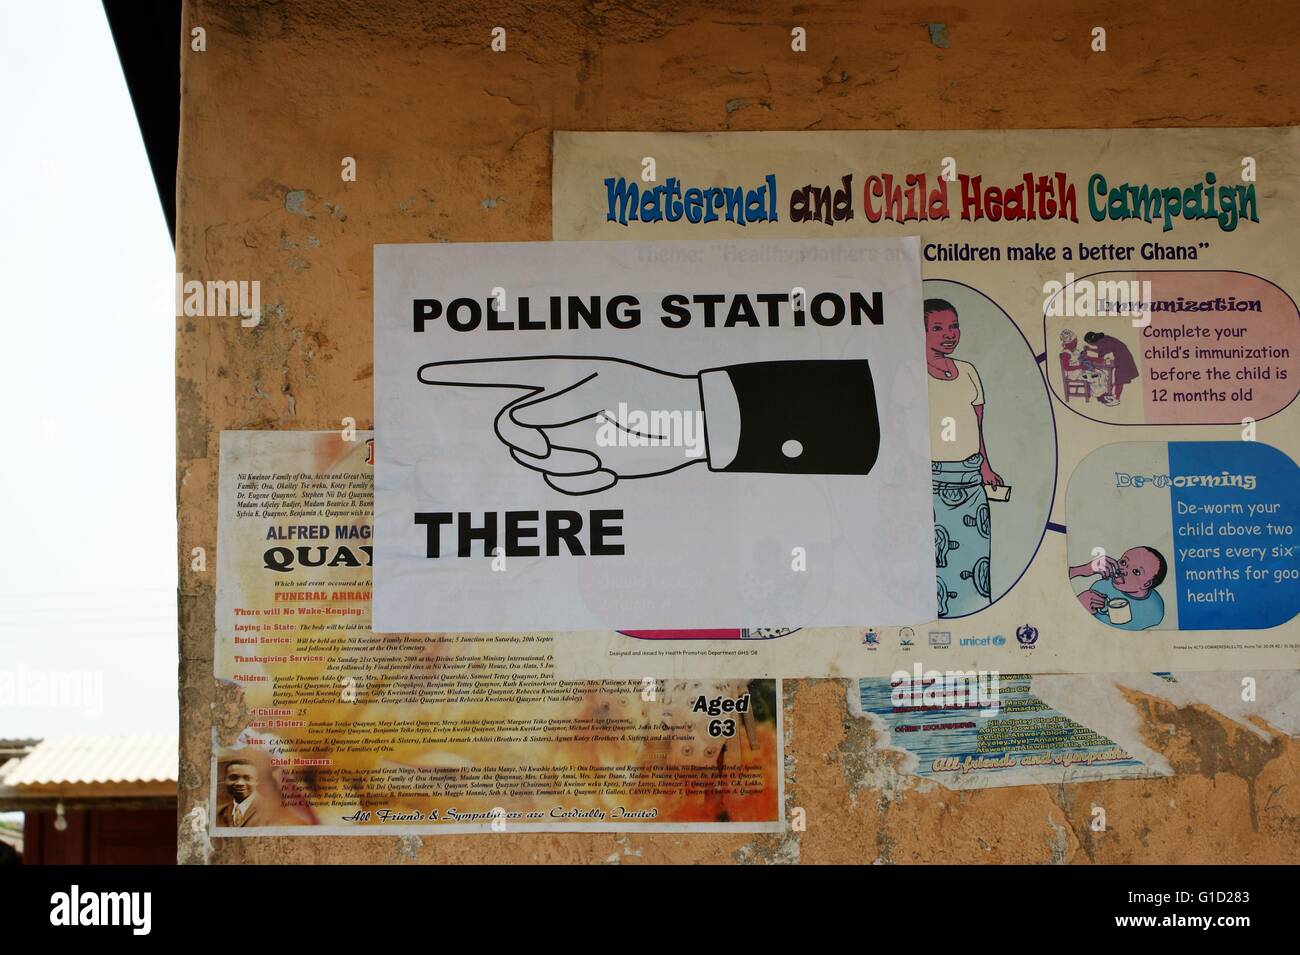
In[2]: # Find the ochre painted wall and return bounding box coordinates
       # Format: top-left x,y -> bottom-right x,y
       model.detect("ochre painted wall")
177,0 -> 1300,863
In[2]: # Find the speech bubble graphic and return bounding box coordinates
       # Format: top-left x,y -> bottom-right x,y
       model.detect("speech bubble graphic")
1066,440 -> 1300,631
1044,270 -> 1300,425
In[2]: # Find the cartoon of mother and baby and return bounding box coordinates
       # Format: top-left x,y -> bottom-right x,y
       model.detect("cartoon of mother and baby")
1059,329 -> 1139,407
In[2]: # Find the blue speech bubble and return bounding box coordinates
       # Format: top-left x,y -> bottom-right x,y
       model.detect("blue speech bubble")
1167,441 -> 1299,630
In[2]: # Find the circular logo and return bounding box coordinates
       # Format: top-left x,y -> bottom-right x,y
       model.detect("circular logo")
1015,624 -> 1039,647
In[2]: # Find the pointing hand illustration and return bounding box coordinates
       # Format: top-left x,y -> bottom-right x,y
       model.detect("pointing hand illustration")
417,356 -> 707,495
417,356 -> 882,495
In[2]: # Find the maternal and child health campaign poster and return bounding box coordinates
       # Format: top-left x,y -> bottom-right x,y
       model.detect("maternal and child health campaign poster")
547,127 -> 1300,678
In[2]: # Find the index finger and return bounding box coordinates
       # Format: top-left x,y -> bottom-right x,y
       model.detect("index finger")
417,357 -> 591,391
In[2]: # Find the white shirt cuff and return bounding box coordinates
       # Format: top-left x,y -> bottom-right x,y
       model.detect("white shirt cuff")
699,370 -> 740,470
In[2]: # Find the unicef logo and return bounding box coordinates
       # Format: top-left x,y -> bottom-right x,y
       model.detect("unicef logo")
992,635 -> 1006,646
1015,624 -> 1039,648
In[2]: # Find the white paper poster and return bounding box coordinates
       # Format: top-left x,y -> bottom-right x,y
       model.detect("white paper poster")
373,238 -> 934,632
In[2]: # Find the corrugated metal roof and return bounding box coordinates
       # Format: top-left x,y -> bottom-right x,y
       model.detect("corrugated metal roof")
0,736 -> 177,787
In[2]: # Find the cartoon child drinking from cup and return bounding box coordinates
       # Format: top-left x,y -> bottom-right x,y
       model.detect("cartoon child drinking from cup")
1069,546 -> 1167,631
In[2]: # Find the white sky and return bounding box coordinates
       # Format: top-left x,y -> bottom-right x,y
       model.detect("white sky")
0,1 -> 177,737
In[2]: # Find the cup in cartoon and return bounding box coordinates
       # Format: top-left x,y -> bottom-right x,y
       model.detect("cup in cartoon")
1104,597 -> 1132,625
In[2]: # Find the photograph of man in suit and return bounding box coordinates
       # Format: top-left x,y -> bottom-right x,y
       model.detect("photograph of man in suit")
217,757 -> 269,828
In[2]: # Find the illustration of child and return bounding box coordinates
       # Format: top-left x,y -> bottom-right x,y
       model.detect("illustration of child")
1059,329 -> 1086,380
1060,329 -> 1109,400
1069,546 -> 1167,631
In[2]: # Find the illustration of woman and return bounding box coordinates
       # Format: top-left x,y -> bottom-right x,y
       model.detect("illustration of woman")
926,299 -> 1004,617
1082,330 -> 1139,406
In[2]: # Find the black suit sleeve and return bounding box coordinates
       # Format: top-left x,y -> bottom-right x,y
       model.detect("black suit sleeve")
705,359 -> 880,475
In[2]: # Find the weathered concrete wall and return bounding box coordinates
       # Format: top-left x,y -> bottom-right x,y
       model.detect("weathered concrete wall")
177,0 -> 1300,864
